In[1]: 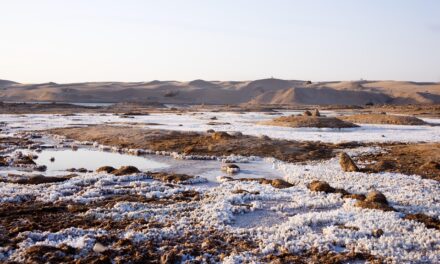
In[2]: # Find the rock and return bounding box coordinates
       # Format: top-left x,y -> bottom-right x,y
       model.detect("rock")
312,109 -> 321,117
77,168 -> 88,173
50,157 -> 55,162
206,129 -> 215,133
221,164 -> 240,174
342,193 -> 366,201
210,116 -> 217,120
354,191 -> 394,212
339,152 -> 359,172
211,132 -> 231,140
93,242 -> 107,253
96,166 -> 116,173
308,180 -> 335,193
34,165 -> 47,172
258,134 -> 270,140
303,110 -> 312,116
229,131 -> 243,137
112,166 -> 140,176
372,228 -> 384,238
0,156 -> 8,166
269,179 -> 293,189
365,190 -> 388,204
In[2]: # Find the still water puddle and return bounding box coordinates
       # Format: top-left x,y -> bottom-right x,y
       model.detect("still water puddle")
29,149 -> 168,174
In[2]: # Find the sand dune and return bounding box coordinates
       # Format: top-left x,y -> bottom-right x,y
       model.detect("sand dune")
0,78 -> 439,105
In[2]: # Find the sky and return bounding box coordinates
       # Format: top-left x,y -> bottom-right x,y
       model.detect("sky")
1,0 -> 440,83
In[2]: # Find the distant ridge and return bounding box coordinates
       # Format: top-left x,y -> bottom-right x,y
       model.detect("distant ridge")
0,78 -> 439,105
0,79 -> 19,88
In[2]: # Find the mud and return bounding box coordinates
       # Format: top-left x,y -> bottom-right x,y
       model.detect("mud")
49,126 -> 364,163
357,143 -> 440,181
262,247 -> 383,264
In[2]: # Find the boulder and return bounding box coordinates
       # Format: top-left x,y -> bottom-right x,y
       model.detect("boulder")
339,152 -> 359,172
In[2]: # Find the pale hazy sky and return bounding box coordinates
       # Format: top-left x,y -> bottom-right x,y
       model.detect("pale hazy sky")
1,0 -> 440,83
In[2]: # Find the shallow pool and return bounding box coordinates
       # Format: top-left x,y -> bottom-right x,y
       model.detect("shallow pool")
28,148 -> 168,174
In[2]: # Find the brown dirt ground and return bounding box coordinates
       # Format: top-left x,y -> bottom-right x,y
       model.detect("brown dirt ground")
48,125 -> 364,163
339,113 -> 428,125
0,190 -> 386,263
364,104 -> 440,118
356,143 -> 440,181
259,115 -> 358,128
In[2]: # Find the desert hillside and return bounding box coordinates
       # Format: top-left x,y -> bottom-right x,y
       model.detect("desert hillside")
0,78 -> 439,105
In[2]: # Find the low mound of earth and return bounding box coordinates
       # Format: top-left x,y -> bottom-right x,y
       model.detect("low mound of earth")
339,113 -> 428,125
365,104 -> 440,118
260,115 -> 358,128
356,143 -> 440,181
48,126 -> 363,163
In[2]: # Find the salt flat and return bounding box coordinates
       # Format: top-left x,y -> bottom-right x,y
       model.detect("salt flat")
0,110 -> 439,263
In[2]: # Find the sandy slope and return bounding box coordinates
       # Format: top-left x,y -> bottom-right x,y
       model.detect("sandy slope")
0,78 -> 439,105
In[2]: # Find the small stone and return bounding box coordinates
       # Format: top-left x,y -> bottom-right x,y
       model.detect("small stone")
303,110 -> 312,116
221,164 -> 240,174
339,152 -> 359,172
96,166 -> 116,173
312,109 -> 320,117
112,166 -> 140,176
34,165 -> 47,172
269,179 -> 293,189
365,191 -> 388,204
308,180 -> 335,193
372,228 -> 384,238
93,242 -> 107,253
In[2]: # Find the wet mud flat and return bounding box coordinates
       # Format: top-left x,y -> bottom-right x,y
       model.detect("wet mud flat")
48,125 -> 363,163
